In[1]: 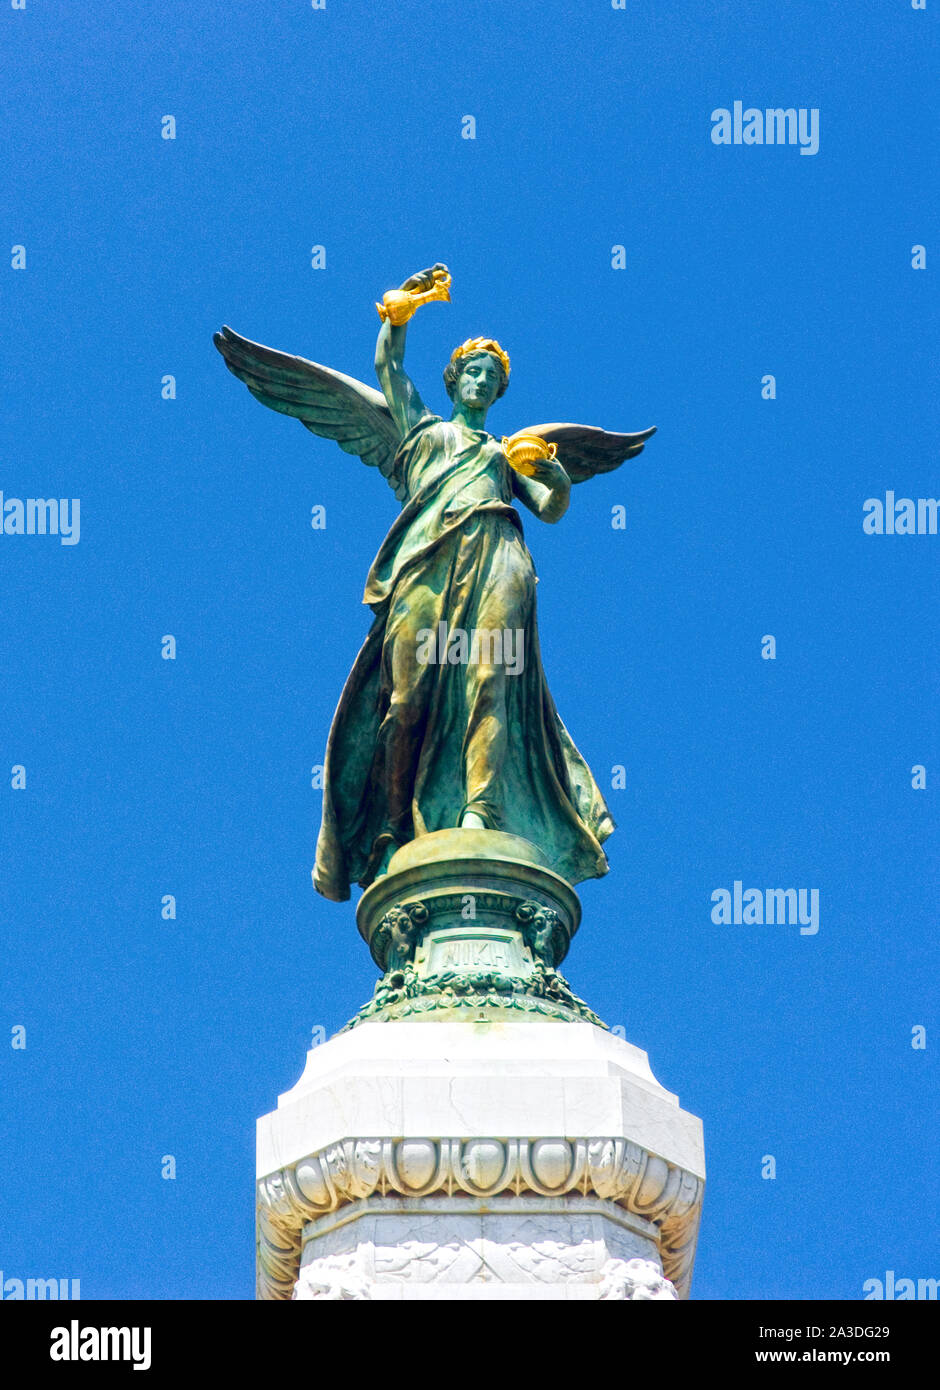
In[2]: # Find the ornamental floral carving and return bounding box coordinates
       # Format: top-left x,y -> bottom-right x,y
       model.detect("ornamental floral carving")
257,1136 -> 703,1301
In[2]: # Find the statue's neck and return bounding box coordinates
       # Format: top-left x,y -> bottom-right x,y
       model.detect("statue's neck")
450,404 -> 488,432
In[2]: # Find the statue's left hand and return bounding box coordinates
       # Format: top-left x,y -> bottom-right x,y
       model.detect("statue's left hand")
523,454 -> 568,488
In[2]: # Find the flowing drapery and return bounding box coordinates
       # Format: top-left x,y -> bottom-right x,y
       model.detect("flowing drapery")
313,414 -> 614,900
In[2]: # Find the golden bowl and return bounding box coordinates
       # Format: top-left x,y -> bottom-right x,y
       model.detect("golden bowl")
501,433 -> 558,476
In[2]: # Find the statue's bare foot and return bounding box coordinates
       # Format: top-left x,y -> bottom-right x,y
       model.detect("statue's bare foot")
460,811 -> 486,830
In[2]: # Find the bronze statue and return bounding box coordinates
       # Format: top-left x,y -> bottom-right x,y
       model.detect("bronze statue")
215,265 -> 655,900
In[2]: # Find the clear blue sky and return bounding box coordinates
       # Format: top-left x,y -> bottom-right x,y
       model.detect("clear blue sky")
2,1 -> 936,1300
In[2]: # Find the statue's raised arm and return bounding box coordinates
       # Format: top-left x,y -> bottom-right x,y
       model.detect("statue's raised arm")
374,264 -> 450,437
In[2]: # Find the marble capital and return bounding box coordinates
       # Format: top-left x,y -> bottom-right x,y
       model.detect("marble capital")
257,1018 -> 705,1299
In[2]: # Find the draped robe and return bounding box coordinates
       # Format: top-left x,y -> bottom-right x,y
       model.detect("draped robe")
313,412 -> 615,900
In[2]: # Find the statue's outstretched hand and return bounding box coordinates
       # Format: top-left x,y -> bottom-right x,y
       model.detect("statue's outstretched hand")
399,263 -> 449,293
377,264 -> 451,326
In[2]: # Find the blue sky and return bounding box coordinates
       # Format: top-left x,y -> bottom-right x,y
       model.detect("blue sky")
1,1 -> 936,1300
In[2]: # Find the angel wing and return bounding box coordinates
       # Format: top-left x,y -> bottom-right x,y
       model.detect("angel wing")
213,325 -> 407,501
517,422 -> 656,483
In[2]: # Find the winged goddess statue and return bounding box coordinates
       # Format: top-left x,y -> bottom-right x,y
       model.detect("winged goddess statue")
214,265 -> 655,901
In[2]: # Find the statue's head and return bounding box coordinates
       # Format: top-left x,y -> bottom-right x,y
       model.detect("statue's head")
444,337 -> 510,409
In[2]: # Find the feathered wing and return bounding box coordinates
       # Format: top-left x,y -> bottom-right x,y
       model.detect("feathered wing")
213,325 -> 407,501
518,422 -> 657,484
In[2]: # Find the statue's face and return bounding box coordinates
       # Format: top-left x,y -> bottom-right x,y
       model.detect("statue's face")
455,353 -> 502,411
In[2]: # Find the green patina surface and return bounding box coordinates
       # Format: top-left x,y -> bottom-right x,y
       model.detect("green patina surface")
340,960 -> 608,1033
215,265 -> 655,910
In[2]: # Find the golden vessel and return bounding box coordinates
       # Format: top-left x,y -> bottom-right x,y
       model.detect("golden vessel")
501,432 -> 558,477
376,269 -> 452,325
